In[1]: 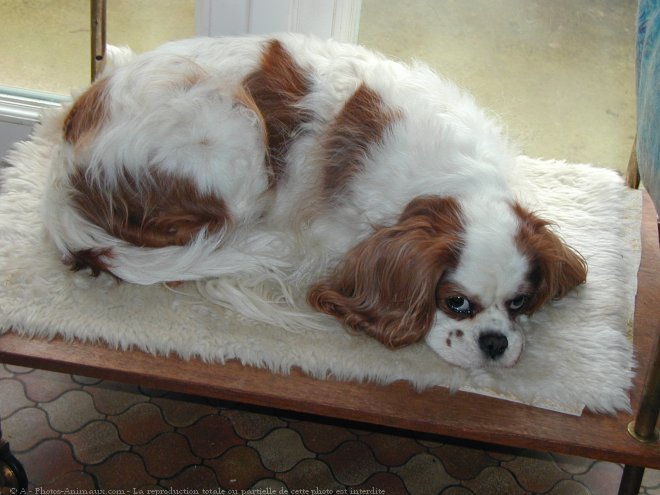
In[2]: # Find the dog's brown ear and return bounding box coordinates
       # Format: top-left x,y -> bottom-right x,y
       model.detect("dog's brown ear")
308,196 -> 463,348
513,203 -> 588,314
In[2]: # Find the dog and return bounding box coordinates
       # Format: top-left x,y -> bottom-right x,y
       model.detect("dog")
42,33 -> 587,369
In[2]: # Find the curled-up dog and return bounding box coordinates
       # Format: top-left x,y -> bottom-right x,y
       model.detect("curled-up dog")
43,34 -> 587,369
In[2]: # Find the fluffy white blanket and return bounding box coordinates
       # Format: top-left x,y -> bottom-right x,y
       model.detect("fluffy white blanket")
0,112 -> 641,415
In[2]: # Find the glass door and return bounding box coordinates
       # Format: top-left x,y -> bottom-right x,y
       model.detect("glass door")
1,0 -> 196,96
357,0 -> 636,172
0,0 -> 196,156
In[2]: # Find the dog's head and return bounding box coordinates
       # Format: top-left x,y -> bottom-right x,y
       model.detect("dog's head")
308,195 -> 587,368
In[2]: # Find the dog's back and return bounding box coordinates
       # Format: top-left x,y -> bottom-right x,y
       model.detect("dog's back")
44,34 -> 513,286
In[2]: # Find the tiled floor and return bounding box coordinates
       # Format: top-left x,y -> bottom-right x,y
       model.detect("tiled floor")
1,364 -> 659,493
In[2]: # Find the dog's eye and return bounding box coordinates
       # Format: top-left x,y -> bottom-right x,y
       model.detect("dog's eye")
508,294 -> 528,311
446,296 -> 472,315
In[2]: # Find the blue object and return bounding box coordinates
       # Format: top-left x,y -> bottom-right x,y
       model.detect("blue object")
636,0 -> 660,215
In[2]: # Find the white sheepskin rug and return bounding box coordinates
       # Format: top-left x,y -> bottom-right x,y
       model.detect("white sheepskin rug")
0,112 -> 642,415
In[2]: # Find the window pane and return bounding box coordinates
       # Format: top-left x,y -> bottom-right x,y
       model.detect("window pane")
358,0 -> 636,172
1,0 -> 195,95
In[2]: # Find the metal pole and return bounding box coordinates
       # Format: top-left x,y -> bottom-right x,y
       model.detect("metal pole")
618,324 -> 660,494
628,334 -> 660,443
618,465 -> 645,495
0,423 -> 29,490
91,0 -> 107,81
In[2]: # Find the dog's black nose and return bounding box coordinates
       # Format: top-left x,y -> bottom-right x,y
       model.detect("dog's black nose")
478,332 -> 508,359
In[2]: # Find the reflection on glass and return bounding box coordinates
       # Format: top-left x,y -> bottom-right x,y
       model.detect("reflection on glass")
1,0 -> 195,95
359,0 -> 636,172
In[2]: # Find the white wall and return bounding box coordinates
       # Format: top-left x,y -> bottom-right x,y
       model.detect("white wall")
196,0 -> 361,42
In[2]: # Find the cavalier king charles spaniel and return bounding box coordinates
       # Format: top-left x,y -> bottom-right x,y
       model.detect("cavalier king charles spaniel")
43,34 -> 587,369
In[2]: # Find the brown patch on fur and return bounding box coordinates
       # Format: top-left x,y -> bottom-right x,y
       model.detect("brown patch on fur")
320,83 -> 400,201
63,77 -> 110,147
512,203 -> 587,314
65,248 -> 115,277
308,195 -> 464,349
241,39 -> 312,187
69,168 -> 232,250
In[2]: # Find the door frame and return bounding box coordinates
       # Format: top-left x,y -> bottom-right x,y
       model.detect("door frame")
196,0 -> 361,42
